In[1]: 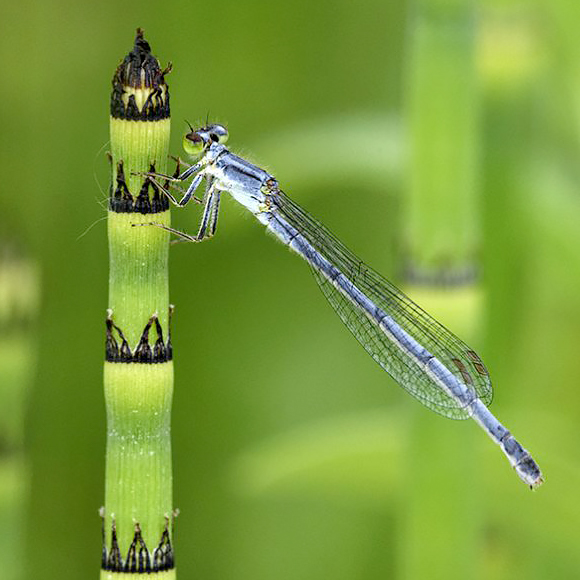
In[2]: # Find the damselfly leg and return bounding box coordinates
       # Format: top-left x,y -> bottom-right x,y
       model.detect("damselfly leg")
132,168 -> 220,243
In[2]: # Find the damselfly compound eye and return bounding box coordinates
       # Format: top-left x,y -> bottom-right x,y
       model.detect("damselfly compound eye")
183,131 -> 205,156
208,124 -> 228,144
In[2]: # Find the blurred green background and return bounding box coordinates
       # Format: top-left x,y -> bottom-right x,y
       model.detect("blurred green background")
1,0 -> 579,578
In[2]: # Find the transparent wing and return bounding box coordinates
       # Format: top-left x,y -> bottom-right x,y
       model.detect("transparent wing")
271,190 -> 492,419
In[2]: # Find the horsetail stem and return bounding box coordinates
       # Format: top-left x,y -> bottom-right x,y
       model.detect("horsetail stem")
102,29 -> 176,579
0,245 -> 39,580
404,0 -> 479,279
401,1 -> 481,578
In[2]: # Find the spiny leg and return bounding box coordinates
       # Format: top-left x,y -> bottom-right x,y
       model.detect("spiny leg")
165,157 -> 199,205
168,179 -> 221,244
141,163 -> 206,208
209,191 -> 221,237
191,178 -> 219,241
176,162 -> 203,181
132,178 -> 221,244
131,212 -> 215,243
132,157 -> 204,206
177,171 -> 206,207
133,222 -> 206,243
152,162 -> 207,208
147,174 -> 203,206
142,160 -> 203,184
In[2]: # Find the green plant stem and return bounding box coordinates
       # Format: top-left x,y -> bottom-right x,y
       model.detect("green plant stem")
404,0 -> 479,275
0,251 -> 38,580
101,30 -> 175,579
401,1 -> 481,578
108,210 -> 171,343
103,361 -> 174,562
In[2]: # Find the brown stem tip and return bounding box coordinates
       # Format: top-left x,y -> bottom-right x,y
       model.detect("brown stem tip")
110,28 -> 170,121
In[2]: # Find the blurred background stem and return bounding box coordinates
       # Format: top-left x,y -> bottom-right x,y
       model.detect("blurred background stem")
401,0 -> 481,578
0,247 -> 39,580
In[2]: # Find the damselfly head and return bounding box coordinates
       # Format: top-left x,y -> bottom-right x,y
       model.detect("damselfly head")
183,123 -> 229,157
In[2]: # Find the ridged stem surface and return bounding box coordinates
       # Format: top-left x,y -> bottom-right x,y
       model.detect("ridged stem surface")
102,30 -> 175,578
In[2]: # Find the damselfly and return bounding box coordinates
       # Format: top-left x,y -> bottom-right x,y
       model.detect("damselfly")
141,123 -> 543,489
